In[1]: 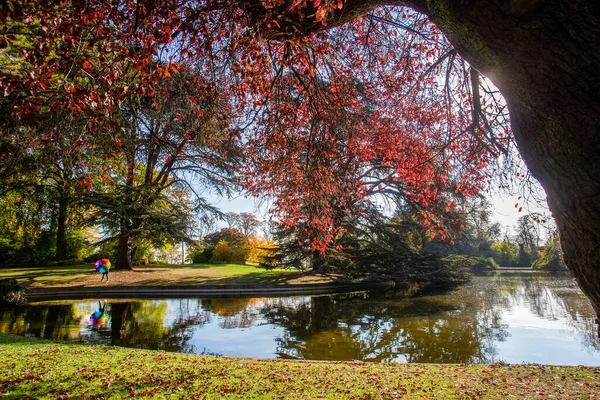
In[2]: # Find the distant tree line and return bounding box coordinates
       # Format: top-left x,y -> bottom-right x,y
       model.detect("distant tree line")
257,197 -> 564,290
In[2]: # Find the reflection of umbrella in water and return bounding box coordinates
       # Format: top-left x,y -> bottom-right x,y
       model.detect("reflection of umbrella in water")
90,302 -> 106,326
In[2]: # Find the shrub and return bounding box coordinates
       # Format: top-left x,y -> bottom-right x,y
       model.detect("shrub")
212,240 -> 250,264
50,258 -> 85,266
65,231 -> 95,260
247,237 -> 280,266
0,278 -> 26,305
442,254 -> 499,270
95,241 -> 118,261
212,240 -> 232,261
491,241 -> 517,266
193,248 -> 213,263
532,235 -> 566,271
32,230 -> 56,261
479,257 -> 500,269
321,253 -> 357,274
83,253 -> 101,263
231,247 -> 250,263
209,255 -> 226,264
0,238 -> 14,263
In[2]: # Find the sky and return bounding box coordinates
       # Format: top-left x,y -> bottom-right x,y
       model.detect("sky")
488,190 -> 553,241
489,192 -> 549,227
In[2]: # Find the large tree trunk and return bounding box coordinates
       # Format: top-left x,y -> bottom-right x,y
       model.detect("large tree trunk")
115,218 -> 134,270
55,192 -> 68,261
311,251 -> 325,273
116,153 -> 137,271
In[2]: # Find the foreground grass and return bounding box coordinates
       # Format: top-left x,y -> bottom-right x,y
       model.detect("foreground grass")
0,263 -> 329,288
1,335 -> 598,399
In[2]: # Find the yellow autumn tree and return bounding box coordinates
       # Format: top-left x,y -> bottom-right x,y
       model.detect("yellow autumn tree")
246,236 -> 279,266
212,240 -> 250,264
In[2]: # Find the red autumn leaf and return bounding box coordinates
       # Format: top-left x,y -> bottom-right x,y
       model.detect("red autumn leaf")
81,59 -> 93,70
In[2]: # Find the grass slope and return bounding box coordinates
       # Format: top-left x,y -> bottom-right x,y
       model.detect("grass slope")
0,263 -> 334,289
1,334 -> 598,399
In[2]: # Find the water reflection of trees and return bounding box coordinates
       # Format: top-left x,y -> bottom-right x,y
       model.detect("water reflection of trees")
200,298 -> 265,329
0,299 -> 214,353
487,273 -> 600,351
261,294 -> 508,364
261,275 -> 598,363
1,274 -> 598,361
109,299 -> 211,353
0,304 -> 83,340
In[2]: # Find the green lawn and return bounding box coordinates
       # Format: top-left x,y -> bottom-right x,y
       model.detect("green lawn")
0,263 -> 327,288
1,334 -> 598,399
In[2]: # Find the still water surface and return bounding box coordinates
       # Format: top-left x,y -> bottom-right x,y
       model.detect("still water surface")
2,273 -> 599,365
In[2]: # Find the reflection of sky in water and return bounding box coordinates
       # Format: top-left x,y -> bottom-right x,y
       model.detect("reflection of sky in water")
190,320 -> 285,358
2,274 -> 599,365
494,294 -> 600,365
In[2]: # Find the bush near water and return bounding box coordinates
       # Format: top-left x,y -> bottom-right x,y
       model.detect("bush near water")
0,278 -> 26,305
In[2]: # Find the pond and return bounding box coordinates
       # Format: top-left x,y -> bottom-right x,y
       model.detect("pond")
1,273 -> 599,365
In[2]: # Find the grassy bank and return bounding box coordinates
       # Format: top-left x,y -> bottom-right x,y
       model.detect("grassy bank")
1,335 -> 598,399
0,263 -> 336,289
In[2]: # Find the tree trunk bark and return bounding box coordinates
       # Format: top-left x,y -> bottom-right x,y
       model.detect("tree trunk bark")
130,245 -> 138,267
55,192 -> 68,261
311,251 -> 325,273
115,218 -> 134,270
116,151 -> 137,271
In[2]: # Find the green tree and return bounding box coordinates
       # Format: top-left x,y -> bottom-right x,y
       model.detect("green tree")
0,19 -> 104,261
87,66 -> 239,270
0,166 -> 95,263
532,232 -> 567,271
0,176 -> 47,262
491,241 -> 517,267
512,215 -> 542,267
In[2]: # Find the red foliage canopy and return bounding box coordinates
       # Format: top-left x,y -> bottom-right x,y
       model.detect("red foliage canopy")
1,1 -> 511,252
